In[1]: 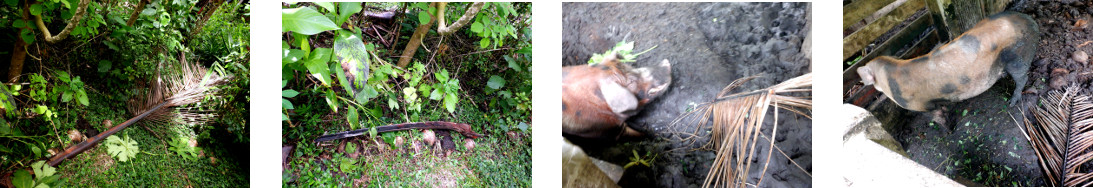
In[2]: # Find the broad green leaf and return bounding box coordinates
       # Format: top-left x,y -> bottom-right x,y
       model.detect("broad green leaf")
360,84 -> 379,100
325,89 -> 339,113
76,91 -> 88,106
517,122 -> 529,132
305,48 -> 333,86
470,22 -> 483,33
418,11 -> 430,24
403,87 -> 418,103
480,38 -> 490,48
32,161 -> 55,179
282,7 -> 340,35
314,2 -> 335,13
55,71 -> 70,82
105,135 -> 139,162
140,7 -> 156,16
435,69 -> 450,83
97,60 -> 112,72
487,75 -> 505,89
61,90 -> 73,102
419,84 -> 432,98
13,169 -> 31,188
282,90 -> 299,98
282,99 -> 294,110
505,56 -> 521,72
282,49 -> 306,65
29,4 -> 42,16
347,106 -> 359,129
59,0 -> 70,9
337,2 -> 362,26
444,92 -> 458,113
333,30 -> 369,90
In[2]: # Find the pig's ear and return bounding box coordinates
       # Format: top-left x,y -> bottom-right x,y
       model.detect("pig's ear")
857,66 -> 875,85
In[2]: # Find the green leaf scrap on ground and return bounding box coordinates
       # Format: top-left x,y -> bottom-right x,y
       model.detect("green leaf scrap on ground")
588,40 -> 658,64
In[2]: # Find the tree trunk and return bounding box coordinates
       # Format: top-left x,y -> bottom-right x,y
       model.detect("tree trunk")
190,0 -> 225,35
7,37 -> 27,83
126,0 -> 148,26
7,1 -> 32,82
34,0 -> 91,43
396,2 -> 484,68
396,2 -> 437,68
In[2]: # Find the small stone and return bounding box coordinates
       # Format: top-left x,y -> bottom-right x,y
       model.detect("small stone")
463,139 -> 476,151
422,130 -> 436,146
1051,75 -> 1069,90
67,129 -> 84,143
102,119 -> 113,130
188,138 -> 199,148
1074,50 -> 1089,63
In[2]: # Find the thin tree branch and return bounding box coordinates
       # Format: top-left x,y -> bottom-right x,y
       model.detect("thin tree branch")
34,0 -> 91,43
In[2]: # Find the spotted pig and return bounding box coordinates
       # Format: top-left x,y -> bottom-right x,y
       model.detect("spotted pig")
857,11 -> 1039,111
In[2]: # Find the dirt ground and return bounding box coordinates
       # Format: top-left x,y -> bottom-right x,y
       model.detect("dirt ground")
563,2 -> 812,187
854,1 -> 1093,186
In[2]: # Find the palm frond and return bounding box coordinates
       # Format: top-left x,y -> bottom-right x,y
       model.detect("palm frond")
1027,86 -> 1093,186
672,73 -> 811,188
48,55 -> 228,166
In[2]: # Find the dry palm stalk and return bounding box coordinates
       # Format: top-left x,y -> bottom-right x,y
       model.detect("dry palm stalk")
672,73 -> 811,188
47,56 -> 227,166
1026,86 -> 1093,186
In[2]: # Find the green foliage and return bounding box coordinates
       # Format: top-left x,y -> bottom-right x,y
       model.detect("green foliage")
169,136 -> 202,161
52,71 -> 89,106
337,156 -> 357,173
281,7 -> 339,35
105,135 -> 139,162
588,40 -> 658,64
282,80 -> 298,121
463,2 -> 523,49
13,161 -> 61,188
0,85 -> 17,116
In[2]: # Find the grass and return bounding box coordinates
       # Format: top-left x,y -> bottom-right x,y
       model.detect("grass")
51,91 -> 249,187
283,98 -> 531,187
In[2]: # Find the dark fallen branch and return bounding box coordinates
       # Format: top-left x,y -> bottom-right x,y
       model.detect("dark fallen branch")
315,121 -> 483,142
47,56 -> 227,167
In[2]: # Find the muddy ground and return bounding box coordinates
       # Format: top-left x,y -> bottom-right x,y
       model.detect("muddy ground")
853,1 -> 1093,186
563,2 -> 812,187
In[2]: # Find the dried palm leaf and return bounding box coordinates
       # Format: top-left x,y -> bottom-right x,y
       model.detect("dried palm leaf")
672,73 -> 811,188
1027,86 -> 1093,186
47,55 -> 228,166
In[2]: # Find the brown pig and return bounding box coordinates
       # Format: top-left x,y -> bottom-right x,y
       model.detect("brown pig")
562,53 -> 671,140
857,11 -> 1038,112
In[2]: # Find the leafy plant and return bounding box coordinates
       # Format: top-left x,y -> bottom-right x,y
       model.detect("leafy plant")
12,161 -> 61,188
104,134 -> 139,162
169,136 -> 202,161
52,71 -> 89,106
282,80 -> 298,121
466,2 -> 522,49
431,69 -> 461,113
